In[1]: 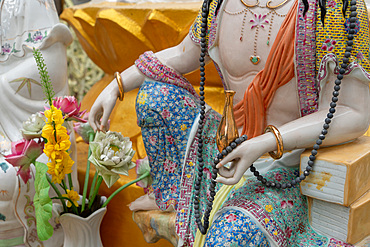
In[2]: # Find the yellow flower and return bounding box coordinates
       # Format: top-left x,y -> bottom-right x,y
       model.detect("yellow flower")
44,106 -> 64,125
47,151 -> 74,184
265,218 -> 270,224
43,137 -> 71,160
265,205 -> 273,212
41,124 -> 54,140
137,92 -> 147,105
62,189 -> 79,208
42,105 -> 74,184
181,124 -> 187,131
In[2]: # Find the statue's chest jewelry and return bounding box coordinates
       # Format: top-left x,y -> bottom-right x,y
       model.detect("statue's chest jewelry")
222,0 -> 291,65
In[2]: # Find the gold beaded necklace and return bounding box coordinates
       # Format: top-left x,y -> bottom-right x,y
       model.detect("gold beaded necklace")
224,0 -> 290,64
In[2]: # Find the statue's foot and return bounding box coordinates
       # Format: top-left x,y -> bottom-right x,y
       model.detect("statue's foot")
129,194 -> 159,211
133,210 -> 178,246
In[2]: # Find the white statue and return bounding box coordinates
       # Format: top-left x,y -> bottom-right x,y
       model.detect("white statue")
0,0 -> 78,246
90,0 -> 370,245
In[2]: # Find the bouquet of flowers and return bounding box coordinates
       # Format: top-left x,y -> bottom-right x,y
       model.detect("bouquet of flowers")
4,48 -> 151,241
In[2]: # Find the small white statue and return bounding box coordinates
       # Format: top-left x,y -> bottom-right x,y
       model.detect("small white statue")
0,1 -> 78,246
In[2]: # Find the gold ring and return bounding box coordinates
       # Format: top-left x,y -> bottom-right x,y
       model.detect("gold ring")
115,72 -> 124,101
264,125 -> 283,159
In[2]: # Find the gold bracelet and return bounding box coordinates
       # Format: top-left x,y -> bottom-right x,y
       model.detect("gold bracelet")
114,72 -> 124,101
264,125 -> 284,160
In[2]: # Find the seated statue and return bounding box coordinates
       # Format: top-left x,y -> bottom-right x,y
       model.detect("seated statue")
0,0 -> 78,246
90,0 -> 370,245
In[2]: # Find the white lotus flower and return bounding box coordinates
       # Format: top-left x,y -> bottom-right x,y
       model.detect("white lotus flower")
21,112 -> 46,139
88,131 -> 135,188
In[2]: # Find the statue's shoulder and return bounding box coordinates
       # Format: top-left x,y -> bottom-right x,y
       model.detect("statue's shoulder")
189,0 -> 222,48
315,0 -> 370,75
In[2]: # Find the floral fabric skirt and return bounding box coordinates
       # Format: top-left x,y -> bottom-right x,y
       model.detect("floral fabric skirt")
204,168 -> 353,247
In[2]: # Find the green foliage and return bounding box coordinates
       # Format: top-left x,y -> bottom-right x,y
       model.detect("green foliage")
32,48 -> 54,106
33,161 -> 53,241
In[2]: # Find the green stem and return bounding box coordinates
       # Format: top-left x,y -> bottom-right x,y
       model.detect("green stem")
81,132 -> 95,213
102,171 -> 150,208
88,176 -> 103,209
88,172 -> 98,202
51,197 -> 79,215
46,175 -> 68,213
67,173 -> 73,190
61,180 -> 68,194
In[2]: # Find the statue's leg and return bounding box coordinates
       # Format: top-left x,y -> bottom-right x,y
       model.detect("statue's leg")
204,208 -> 270,246
129,194 -> 159,211
135,80 -> 200,212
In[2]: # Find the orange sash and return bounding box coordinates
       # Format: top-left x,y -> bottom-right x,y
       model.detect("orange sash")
234,0 -> 298,138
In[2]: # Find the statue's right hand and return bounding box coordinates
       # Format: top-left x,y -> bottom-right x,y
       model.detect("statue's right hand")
89,80 -> 120,132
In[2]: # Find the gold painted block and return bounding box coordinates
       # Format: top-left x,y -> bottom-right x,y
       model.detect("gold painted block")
300,136 -> 370,206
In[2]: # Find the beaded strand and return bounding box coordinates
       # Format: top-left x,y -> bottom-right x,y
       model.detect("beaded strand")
193,0 -> 358,234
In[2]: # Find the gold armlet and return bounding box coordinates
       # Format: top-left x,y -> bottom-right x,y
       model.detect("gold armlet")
114,72 -> 124,101
264,125 -> 284,160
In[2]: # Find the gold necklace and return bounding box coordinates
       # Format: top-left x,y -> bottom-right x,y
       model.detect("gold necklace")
240,0 -> 290,8
224,0 -> 289,65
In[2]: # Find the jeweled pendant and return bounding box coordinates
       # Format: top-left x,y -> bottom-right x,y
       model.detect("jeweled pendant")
250,55 -> 260,65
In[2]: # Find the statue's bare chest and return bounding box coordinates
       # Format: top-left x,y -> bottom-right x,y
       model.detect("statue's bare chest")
216,0 -> 301,123
218,0 -> 294,78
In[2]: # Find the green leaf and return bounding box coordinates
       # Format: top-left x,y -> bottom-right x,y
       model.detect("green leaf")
33,161 -> 53,241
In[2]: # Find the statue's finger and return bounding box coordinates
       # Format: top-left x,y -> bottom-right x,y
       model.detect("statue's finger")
215,176 -> 239,185
218,166 -> 234,178
216,152 -> 237,169
88,108 -> 99,131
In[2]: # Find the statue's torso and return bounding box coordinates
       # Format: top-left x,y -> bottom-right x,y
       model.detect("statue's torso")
217,0 -> 301,126
0,43 -> 69,101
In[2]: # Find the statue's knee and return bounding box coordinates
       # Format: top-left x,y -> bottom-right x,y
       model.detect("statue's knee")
205,209 -> 270,247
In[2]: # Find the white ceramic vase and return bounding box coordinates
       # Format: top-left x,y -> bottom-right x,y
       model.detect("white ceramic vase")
59,207 -> 107,247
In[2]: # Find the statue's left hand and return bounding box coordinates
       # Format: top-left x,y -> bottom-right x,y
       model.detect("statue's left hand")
215,139 -> 264,185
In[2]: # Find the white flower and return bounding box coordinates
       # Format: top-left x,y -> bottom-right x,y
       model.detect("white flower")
21,112 -> 46,139
89,131 -> 136,188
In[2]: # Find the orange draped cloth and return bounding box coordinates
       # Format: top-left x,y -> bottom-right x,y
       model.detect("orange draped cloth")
234,0 -> 298,138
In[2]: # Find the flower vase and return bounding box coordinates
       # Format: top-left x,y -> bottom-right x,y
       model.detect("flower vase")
59,207 -> 107,247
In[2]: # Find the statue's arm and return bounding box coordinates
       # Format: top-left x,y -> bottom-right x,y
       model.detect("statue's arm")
217,71 -> 370,185
89,34 -> 204,131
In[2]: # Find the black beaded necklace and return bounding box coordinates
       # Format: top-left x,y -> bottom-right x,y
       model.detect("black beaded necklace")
194,0 -> 359,235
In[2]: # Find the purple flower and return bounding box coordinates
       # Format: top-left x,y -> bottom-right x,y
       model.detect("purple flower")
33,31 -> 43,42
2,44 -> 11,54
250,14 -> 269,29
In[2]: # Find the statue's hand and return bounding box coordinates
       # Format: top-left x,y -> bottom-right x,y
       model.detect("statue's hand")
215,140 -> 262,185
89,81 -> 120,132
